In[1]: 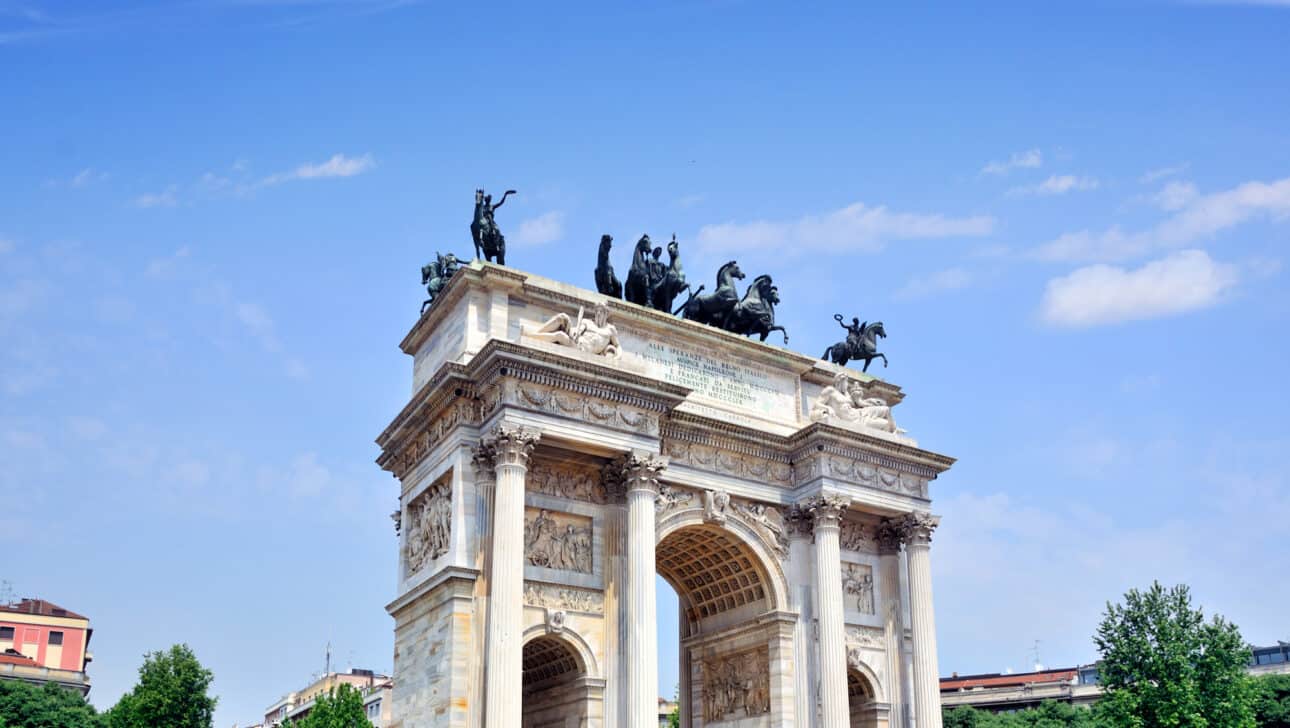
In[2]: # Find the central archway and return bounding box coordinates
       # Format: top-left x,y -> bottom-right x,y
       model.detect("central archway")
654,520 -> 785,727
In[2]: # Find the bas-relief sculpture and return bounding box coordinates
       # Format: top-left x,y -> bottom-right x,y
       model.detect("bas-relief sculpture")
733,500 -> 789,558
810,370 -> 906,437
703,489 -> 732,525
702,648 -> 772,722
524,508 -> 593,573
523,581 -> 604,614
404,480 -> 451,575
655,483 -> 696,515
843,563 -> 876,615
527,460 -> 608,504
840,519 -> 878,553
521,302 -> 622,359
823,315 -> 889,372
470,188 -> 515,265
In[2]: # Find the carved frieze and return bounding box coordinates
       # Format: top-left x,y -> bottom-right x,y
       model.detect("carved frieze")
524,508 -> 593,573
527,460 -> 607,504
701,648 -> 771,722
846,625 -> 885,649
502,381 -> 659,436
405,480 -> 452,576
797,452 -> 927,498
393,399 -> 481,479
523,581 -> 604,613
842,563 -> 875,614
663,438 -> 791,486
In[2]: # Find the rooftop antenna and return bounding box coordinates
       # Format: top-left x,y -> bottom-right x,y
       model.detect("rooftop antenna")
0,581 -> 13,606
325,641 -> 332,677
1031,640 -> 1044,672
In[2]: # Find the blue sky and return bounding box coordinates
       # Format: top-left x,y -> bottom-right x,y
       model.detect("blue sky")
3,0 -> 1289,724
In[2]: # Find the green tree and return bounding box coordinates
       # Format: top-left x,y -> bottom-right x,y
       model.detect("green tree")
281,684 -> 372,728
944,701 -> 1100,728
0,680 -> 103,728
1253,674 -> 1290,728
104,644 -> 216,728
1093,581 -> 1254,728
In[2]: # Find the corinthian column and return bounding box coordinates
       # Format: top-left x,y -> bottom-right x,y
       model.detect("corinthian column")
482,425 -> 539,728
614,451 -> 667,728
877,519 -> 906,728
902,513 -> 942,728
808,495 -> 850,728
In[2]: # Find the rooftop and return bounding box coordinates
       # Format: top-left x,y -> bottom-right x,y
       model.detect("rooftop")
0,598 -> 88,621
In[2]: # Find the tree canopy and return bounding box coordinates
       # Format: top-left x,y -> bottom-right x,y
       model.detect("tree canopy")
1093,581 -> 1255,728
943,700 -> 1100,728
104,644 -> 216,728
280,683 -> 372,728
0,680 -> 102,728
1254,674 -> 1290,728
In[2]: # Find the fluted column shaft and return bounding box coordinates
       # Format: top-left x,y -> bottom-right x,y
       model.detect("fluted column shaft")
878,520 -> 906,728
809,496 -> 850,728
904,514 -> 942,728
617,452 -> 667,728
482,426 -> 538,728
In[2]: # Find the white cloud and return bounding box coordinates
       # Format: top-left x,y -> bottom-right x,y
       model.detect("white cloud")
895,267 -> 975,300
1152,181 -> 1199,211
695,202 -> 994,254
70,167 -> 107,188
1139,163 -> 1189,184
145,246 -> 191,278
235,302 -> 274,338
1035,176 -> 1290,262
1039,249 -> 1238,327
0,237 -> 13,254
981,148 -> 1042,175
258,153 -> 375,187
1012,174 -> 1099,197
133,187 -> 178,209
514,211 -> 566,246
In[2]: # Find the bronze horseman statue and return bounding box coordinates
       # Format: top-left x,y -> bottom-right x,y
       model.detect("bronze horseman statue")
420,252 -> 463,313
471,188 -> 516,265
822,314 -> 888,371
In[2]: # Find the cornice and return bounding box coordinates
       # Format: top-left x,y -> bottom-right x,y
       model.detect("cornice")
789,422 -> 955,478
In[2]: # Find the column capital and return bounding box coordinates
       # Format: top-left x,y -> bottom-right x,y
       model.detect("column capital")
805,494 -> 851,531
785,505 -> 815,539
604,450 -> 667,498
897,511 -> 940,546
876,518 -> 904,555
470,441 -> 498,482
482,424 -> 540,468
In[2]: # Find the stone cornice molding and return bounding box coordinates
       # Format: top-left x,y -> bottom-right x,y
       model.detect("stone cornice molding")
482,424 -> 540,469
790,423 -> 955,478
400,262 -> 526,355
805,494 -> 851,531
897,511 -> 940,546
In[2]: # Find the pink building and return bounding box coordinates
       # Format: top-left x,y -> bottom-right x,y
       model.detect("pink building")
0,598 -> 93,695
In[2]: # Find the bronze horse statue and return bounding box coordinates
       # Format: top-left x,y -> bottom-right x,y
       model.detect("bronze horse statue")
624,235 -> 654,307
420,252 -> 462,314
723,275 -> 788,344
594,234 -> 622,298
471,188 -> 515,265
822,315 -> 887,372
676,260 -> 745,326
649,235 -> 689,313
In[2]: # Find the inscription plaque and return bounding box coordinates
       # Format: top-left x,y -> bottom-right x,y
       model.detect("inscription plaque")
635,339 -> 796,418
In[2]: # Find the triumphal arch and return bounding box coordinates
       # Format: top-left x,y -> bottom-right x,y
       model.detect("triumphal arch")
377,262 -> 954,728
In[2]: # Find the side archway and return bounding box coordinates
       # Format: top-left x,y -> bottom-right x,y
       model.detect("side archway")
519,629 -> 601,728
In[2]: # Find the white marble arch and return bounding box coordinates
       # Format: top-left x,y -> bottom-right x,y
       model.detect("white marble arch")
655,506 -> 790,614
520,623 -> 602,680
845,656 -> 886,705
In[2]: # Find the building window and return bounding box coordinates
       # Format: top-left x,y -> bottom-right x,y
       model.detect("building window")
49,631 -> 64,646
0,626 -> 13,640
